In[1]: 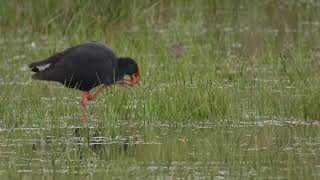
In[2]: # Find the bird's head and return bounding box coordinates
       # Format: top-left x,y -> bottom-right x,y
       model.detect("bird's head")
116,57 -> 140,87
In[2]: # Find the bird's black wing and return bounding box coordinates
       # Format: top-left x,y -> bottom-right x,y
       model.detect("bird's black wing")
29,46 -> 77,72
29,46 -> 78,81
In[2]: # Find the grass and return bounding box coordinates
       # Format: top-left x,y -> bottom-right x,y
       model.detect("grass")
0,0 -> 320,179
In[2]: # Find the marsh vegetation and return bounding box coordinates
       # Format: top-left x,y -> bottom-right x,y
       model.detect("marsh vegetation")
0,1 -> 319,179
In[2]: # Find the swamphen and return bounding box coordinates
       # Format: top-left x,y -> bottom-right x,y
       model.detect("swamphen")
29,42 -> 140,123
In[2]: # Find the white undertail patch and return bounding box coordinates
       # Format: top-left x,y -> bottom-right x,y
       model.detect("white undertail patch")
37,63 -> 51,71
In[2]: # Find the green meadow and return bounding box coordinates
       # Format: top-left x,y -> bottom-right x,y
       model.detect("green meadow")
0,1 -> 319,179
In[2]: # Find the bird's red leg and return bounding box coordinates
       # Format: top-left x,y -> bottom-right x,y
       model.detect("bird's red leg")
87,84 -> 111,101
80,85 -> 110,123
81,91 -> 89,123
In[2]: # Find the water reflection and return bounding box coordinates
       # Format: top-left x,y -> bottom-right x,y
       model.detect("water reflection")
0,118 -> 319,178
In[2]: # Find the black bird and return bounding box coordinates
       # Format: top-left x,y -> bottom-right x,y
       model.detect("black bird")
29,42 -> 140,123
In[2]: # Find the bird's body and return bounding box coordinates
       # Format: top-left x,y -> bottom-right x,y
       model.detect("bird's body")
30,42 -> 118,91
29,42 -> 140,123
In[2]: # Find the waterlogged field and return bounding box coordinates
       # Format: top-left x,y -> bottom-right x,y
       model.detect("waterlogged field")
0,1 -> 320,179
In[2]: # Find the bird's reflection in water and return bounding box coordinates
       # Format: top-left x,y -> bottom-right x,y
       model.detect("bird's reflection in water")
74,127 -> 138,159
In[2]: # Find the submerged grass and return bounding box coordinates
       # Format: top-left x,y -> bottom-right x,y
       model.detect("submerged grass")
0,0 -> 320,179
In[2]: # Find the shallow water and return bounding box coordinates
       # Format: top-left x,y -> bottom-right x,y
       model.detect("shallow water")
0,116 -> 319,179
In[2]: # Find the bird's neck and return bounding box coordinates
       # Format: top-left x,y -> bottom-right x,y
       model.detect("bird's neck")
114,65 -> 125,83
